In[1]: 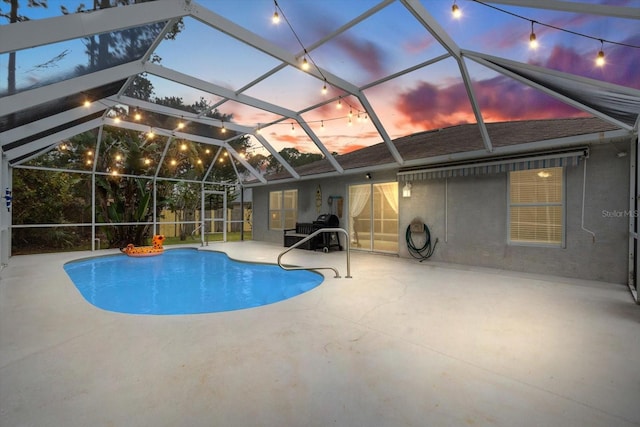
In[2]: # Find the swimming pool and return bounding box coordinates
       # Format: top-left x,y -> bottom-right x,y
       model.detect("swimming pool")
64,248 -> 323,315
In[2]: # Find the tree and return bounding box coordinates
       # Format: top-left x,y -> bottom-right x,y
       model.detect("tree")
266,147 -> 324,174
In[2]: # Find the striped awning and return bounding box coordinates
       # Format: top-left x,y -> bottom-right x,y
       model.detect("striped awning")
397,148 -> 588,182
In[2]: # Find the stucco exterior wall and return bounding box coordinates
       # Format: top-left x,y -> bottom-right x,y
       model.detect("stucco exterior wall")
398,143 -> 630,283
252,144 -> 630,283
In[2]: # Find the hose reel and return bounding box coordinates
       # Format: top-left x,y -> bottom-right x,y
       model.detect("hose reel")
406,218 -> 438,262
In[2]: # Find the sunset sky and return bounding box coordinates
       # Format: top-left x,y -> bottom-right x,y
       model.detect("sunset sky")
2,0 -> 639,155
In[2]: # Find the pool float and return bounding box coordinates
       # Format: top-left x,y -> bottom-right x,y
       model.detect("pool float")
120,234 -> 165,257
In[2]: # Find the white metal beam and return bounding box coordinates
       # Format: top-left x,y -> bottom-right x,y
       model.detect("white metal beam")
104,96 -> 255,134
296,117 -> 343,173
483,0 -> 640,20
253,134 -> 300,180
145,63 -> 298,120
7,118 -> 103,163
459,57 -> 493,152
0,0 -> 188,54
1,102 -> 106,145
400,0 -> 462,58
0,61 -> 144,117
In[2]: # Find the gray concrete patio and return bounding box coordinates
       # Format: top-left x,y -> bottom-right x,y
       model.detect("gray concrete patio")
1,241 -> 639,427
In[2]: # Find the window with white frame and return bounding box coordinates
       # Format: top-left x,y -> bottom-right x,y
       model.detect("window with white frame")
509,167 -> 564,245
269,189 -> 297,230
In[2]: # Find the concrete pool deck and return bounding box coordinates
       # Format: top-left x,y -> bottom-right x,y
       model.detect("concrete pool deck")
1,241 -> 639,427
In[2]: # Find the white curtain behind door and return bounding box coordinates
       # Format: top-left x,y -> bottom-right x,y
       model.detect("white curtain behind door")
349,185 -> 371,243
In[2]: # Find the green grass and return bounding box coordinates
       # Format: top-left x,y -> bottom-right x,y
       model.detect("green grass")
163,232 -> 252,246
11,231 -> 253,255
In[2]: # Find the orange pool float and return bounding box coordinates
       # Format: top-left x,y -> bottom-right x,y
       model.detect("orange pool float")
120,235 -> 165,257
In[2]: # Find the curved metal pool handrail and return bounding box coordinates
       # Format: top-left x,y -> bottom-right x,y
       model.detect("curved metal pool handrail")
277,228 -> 351,278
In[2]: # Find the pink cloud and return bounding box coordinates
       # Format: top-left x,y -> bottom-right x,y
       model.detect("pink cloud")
393,33 -> 639,130
402,37 -> 435,54
335,34 -> 387,79
394,72 -> 586,130
540,36 -> 640,89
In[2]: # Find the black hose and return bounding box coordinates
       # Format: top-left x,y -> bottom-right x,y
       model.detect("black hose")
406,224 -> 438,262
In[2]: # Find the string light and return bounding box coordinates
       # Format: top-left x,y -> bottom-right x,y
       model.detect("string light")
272,0 -> 280,24
291,122 -> 295,133
472,0 -> 640,62
170,159 -> 177,166
133,109 -> 141,121
596,40 -> 605,66
452,1 -> 461,19
529,21 -> 538,49
148,129 -> 155,139
337,98 -> 342,109
221,121 -> 226,133
144,158 -> 151,165
180,143 -> 188,151
83,100 -> 91,107
270,0 -> 329,99
115,154 -> 122,161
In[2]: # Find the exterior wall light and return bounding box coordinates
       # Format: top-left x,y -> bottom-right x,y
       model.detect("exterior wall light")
403,182 -> 412,198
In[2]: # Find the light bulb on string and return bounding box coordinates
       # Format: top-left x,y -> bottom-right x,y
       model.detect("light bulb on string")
337,98 -> 342,109
134,109 -> 141,121
291,123 -> 295,133
596,40 -> 605,67
452,1 -> 461,19
301,56 -> 309,70
148,129 -> 155,139
221,122 -> 226,133
322,80 -> 328,95
272,0 -> 280,24
529,21 -> 538,49
83,99 -> 91,108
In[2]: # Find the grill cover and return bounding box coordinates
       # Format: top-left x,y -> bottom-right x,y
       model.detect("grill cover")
313,214 -> 339,227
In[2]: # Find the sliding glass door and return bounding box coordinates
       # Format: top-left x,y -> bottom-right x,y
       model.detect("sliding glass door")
348,182 -> 398,253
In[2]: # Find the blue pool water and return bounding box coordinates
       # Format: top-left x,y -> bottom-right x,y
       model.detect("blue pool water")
64,248 -> 323,315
